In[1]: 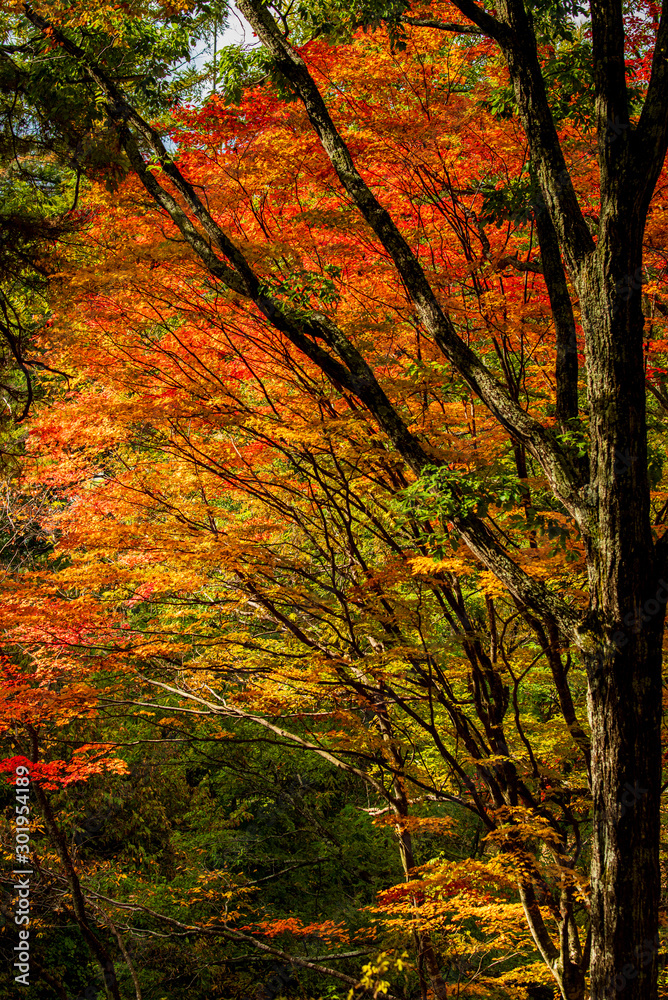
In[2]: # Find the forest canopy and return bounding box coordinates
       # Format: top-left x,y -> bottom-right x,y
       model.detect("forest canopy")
1,1 -> 668,999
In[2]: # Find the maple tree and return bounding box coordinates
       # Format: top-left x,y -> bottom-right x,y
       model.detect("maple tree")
2,0 -> 668,998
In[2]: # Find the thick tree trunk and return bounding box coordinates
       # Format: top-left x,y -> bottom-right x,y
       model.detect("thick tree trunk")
579,235 -> 664,1000
587,628 -> 663,1000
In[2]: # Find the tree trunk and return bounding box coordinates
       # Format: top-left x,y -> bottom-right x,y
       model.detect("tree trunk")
578,232 -> 664,1000
587,627 -> 663,1000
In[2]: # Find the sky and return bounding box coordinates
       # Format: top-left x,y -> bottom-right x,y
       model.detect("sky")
220,4 -> 255,46
192,2 -> 257,77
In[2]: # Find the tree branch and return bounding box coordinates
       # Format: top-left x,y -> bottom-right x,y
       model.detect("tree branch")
235,0 -> 592,535
25,3 -> 587,636
483,0 -> 594,271
531,192 -> 579,426
81,890 -> 400,997
634,0 -> 668,216
399,16 -> 483,35
421,0 -> 507,41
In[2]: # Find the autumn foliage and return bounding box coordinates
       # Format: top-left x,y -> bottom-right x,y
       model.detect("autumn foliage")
2,3 -> 668,998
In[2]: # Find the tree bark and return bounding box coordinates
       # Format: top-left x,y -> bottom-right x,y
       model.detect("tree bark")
577,232 -> 665,1000
531,201 -> 579,427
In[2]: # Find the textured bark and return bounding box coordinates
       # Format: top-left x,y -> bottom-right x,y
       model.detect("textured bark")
576,235 -> 664,1000
532,204 -> 579,427
490,0 -> 668,992
519,881 -> 586,1000
587,627 -> 663,1000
